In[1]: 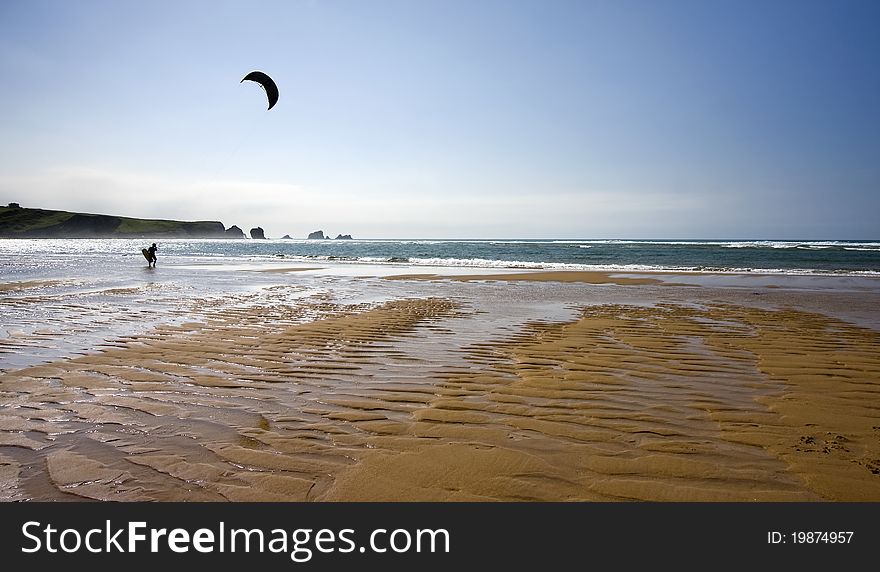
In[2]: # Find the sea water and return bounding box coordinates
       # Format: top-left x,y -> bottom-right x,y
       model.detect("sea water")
3,238 -> 878,278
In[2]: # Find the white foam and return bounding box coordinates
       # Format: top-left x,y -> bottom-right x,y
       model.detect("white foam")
260,255 -> 880,277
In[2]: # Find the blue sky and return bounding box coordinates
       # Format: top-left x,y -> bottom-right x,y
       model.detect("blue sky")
1,0 -> 877,238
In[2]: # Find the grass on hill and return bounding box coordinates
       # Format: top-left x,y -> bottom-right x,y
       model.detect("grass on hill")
0,206 -> 75,233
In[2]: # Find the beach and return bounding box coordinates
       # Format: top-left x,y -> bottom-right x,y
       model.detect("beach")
1,240 -> 879,502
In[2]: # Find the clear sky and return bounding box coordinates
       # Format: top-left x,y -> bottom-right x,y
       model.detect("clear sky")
1,0 -> 877,239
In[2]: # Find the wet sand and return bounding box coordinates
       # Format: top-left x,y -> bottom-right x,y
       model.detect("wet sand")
1,270 -> 879,501
0,279 -> 72,293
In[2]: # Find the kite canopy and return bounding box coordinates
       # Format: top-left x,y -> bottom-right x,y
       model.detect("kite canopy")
241,71 -> 279,110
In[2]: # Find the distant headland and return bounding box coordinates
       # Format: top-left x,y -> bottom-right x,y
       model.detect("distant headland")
0,204 -> 353,240
0,203 -> 232,238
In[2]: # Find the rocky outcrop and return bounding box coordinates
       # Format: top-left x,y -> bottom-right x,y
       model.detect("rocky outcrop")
281,234 -> 292,239
307,230 -> 326,240
334,234 -> 353,240
225,225 -> 246,239
250,227 -> 266,240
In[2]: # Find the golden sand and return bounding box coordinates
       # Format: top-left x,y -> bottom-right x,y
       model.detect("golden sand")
0,285 -> 878,501
0,279 -> 69,293
325,303 -> 880,501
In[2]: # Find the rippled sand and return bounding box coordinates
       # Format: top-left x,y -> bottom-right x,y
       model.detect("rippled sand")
1,272 -> 879,501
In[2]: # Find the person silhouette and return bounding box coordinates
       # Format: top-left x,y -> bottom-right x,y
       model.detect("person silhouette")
147,243 -> 158,267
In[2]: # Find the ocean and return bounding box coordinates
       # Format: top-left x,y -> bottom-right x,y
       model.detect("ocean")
2,238 -> 879,279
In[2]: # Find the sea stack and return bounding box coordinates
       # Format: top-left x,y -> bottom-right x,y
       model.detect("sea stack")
335,234 -> 353,240
250,227 -> 266,239
307,230 -> 326,240
225,225 -> 245,239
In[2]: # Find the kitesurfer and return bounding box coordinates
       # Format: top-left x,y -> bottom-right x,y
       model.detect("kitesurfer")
147,243 -> 157,267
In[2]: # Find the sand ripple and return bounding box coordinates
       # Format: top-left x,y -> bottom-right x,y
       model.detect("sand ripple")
1,291 -> 878,501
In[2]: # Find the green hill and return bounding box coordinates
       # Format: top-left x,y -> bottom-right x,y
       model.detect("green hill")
0,204 -> 238,238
